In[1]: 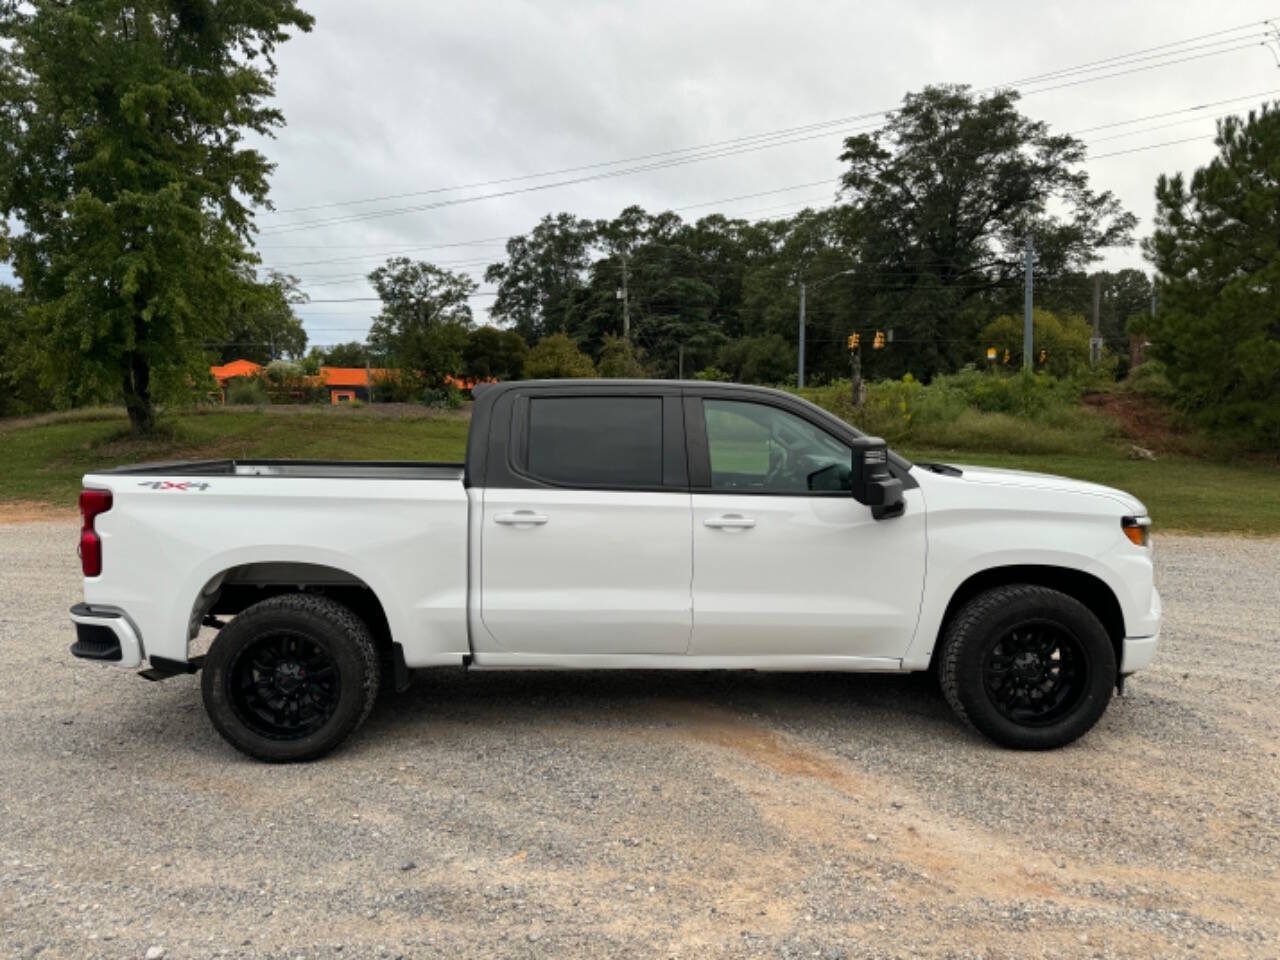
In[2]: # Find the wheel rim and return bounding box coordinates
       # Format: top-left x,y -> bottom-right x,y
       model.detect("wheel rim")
227,631 -> 341,741
982,621 -> 1089,727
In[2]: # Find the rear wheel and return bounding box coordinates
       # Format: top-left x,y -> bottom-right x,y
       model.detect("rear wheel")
201,594 -> 380,762
939,584 -> 1115,750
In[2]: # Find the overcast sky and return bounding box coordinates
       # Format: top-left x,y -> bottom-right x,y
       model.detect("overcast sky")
11,2 -> 1280,347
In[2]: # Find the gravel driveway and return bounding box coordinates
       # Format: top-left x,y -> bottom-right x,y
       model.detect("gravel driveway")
2,523 -> 1277,959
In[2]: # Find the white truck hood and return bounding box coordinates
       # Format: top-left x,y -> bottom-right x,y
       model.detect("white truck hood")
942,464 -> 1147,514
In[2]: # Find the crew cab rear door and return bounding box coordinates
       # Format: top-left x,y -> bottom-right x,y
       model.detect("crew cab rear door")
476,389 -> 692,655
686,393 -> 926,660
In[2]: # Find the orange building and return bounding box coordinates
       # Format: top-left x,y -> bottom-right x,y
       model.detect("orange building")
211,360 -> 488,404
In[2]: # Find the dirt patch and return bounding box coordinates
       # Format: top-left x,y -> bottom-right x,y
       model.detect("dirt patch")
1083,391 -> 1198,456
0,500 -> 78,524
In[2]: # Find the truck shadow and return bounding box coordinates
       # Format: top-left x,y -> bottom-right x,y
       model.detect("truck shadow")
362,667 -> 958,746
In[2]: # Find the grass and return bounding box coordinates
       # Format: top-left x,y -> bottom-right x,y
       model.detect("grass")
0,408 -> 470,507
1,401 -> 1277,535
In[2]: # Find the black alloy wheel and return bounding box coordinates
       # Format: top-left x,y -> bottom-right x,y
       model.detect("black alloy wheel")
981,622 -> 1087,727
228,631 -> 341,740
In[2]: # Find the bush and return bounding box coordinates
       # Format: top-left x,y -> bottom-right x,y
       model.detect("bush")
693,366 -> 731,382
1125,359 -> 1176,402
524,333 -> 596,379
796,370 -> 1115,456
423,383 -> 465,410
265,359 -> 304,384
597,334 -> 647,378
226,377 -> 269,405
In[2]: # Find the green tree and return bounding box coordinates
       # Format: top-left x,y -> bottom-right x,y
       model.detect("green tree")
837,85 -> 1135,379
319,341 -> 369,368
980,308 -> 1092,377
484,214 -> 595,343
217,270 -> 308,364
1140,105 -> 1280,447
1039,268 -> 1153,361
367,258 -> 476,389
716,334 -> 797,384
463,326 -> 527,380
0,284 -> 54,415
0,0 -> 314,431
524,333 -> 596,379
597,334 -> 647,377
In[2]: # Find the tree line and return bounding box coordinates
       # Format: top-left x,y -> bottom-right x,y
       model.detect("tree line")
1,3 -> 1276,448
340,85 -> 1151,391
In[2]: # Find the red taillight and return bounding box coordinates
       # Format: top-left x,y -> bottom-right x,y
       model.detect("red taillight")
79,489 -> 113,577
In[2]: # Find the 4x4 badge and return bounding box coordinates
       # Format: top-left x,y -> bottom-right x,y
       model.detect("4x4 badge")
137,481 -> 211,491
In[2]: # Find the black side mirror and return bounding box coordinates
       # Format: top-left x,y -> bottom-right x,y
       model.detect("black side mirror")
851,438 -> 905,520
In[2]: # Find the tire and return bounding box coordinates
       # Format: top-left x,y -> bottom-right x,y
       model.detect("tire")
201,594 -> 380,762
939,584 -> 1116,750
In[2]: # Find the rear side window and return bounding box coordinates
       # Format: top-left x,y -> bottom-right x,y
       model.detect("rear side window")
526,396 -> 663,487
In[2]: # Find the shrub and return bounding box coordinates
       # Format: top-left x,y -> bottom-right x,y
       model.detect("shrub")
524,333 -> 596,379
693,366 -> 731,382
597,334 -> 648,378
423,383 -> 465,410
796,370 -> 1114,456
1125,359 -> 1175,402
226,377 -> 269,405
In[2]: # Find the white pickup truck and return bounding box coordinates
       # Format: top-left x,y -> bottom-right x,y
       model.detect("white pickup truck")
70,380 -> 1160,761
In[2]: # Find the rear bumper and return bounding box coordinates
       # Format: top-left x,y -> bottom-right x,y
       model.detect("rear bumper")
69,604 -> 143,669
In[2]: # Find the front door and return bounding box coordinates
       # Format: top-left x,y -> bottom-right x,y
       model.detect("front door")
478,393 -> 692,655
689,397 -> 926,659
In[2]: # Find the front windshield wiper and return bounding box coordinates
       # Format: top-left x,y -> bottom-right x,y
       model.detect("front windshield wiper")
915,461 -> 963,477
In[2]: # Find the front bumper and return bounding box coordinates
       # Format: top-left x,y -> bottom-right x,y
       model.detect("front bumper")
69,603 -> 143,669
1119,584 -> 1161,675
1121,630 -> 1160,674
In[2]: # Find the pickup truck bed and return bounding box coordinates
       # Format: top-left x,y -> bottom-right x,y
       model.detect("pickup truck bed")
98,459 -> 465,480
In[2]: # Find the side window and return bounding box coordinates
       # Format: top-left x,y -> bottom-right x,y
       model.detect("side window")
526,396 -> 663,487
703,400 -> 851,494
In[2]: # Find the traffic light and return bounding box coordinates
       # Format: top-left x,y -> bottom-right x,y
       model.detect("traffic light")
1003,348 -> 1011,365
847,333 -> 860,350
873,330 -> 886,350
1039,348 -> 1047,366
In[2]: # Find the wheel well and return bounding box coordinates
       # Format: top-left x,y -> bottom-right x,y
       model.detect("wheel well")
190,562 -> 394,659
934,565 -> 1125,669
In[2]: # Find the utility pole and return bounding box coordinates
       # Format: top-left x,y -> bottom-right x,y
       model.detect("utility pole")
620,251 -> 630,340
1023,235 -> 1034,370
1090,273 -> 1103,368
797,281 -> 807,388
678,344 -> 685,380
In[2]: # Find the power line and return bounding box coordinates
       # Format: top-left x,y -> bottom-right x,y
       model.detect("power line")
263,18 -> 1274,220
260,180 -> 836,270
1090,134 -> 1216,158
283,118 -> 1228,289
260,40 -> 1270,236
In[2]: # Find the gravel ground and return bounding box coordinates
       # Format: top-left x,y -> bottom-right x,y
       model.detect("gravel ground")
1,523 -> 1277,960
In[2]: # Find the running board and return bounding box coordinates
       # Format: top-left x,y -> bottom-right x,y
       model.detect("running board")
466,653 -> 907,672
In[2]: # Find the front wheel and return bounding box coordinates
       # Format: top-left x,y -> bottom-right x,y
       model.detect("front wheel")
939,584 -> 1116,750
201,594 -> 380,762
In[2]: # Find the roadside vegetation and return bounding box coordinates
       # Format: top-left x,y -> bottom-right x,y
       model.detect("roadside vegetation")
1,397 -> 1276,535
